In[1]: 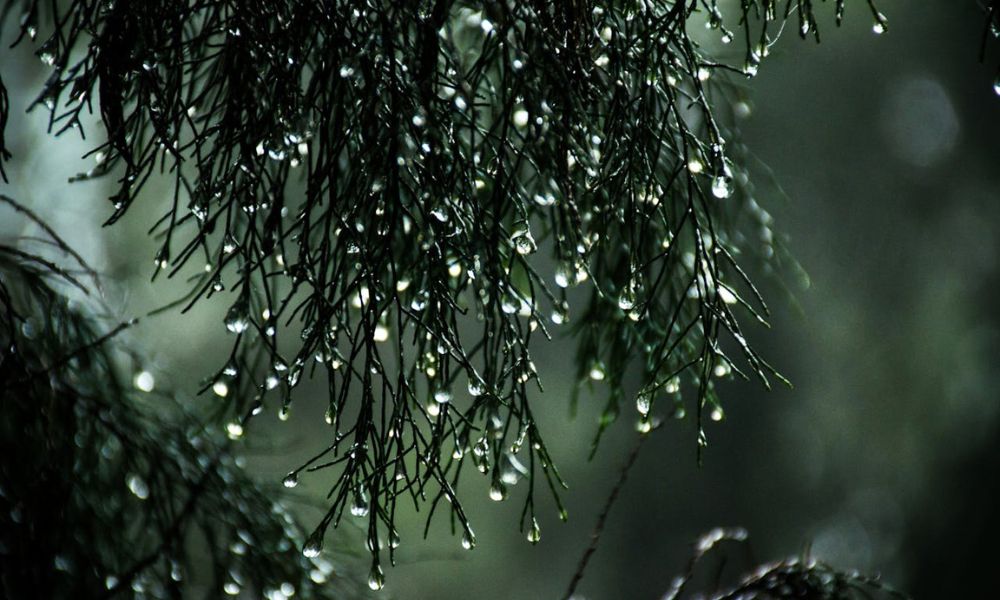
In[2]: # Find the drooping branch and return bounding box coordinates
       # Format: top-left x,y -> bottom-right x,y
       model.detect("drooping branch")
0,0 -> 898,574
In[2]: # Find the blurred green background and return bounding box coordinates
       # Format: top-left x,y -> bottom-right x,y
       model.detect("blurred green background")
2,1 -> 999,598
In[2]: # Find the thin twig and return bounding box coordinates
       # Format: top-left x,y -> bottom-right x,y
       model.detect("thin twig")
563,432 -> 650,600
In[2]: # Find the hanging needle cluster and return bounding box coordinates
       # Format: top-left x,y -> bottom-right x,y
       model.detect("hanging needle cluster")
0,0 -> 892,579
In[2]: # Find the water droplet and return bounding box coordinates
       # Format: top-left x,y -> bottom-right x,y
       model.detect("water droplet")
511,225 -> 536,255
133,370 -> 155,392
554,263 -> 573,288
710,406 -> 725,422
551,303 -> 569,325
618,285 -> 638,311
489,481 -> 507,501
872,15 -> 887,34
468,380 -> 484,396
461,528 -> 476,550
687,158 -> 704,174
434,389 -> 452,404
713,361 -> 731,378
513,109 -> 529,128
500,289 -> 520,314
993,74 -> 1000,97
302,535 -> 322,558
425,399 -> 441,417
351,490 -> 369,517
282,473 -> 298,488
527,518 -> 541,544
711,175 -> 733,199
636,394 -> 651,416
127,474 -> 149,500
225,301 -> 250,334
588,362 -> 606,381
367,565 -> 385,590
224,582 -> 241,596
373,324 -> 389,342
226,421 -> 244,439
213,381 -> 230,398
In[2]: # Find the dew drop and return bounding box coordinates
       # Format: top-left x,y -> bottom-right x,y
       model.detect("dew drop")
617,285 -> 638,311
367,565 -> 385,590
282,473 -> 298,488
350,490 -> 369,517
489,481 -> 507,501
302,536 -> 322,558
527,518 -> 541,544
636,394 -> 651,416
511,225 -> 536,255
588,362 -> 606,381
225,302 -> 250,334
226,421 -> 243,439
461,528 -> 476,550
711,175 -> 733,199
127,474 -> 149,500
133,370 -> 155,392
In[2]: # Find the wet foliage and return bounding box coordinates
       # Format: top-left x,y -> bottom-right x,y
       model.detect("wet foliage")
0,196 -> 371,599
4,0 -> 973,587
664,528 -> 907,600
0,0 -> 899,575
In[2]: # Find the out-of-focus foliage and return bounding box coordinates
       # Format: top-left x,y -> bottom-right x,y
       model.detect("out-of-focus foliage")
664,528 -> 905,600
0,196 -> 370,599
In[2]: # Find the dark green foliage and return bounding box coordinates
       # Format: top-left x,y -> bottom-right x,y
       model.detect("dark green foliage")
0,197 -> 370,599
0,0 -> 901,573
665,528 -> 907,600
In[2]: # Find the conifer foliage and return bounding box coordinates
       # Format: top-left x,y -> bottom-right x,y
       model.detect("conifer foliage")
0,197 -> 369,599
0,0 -> 900,578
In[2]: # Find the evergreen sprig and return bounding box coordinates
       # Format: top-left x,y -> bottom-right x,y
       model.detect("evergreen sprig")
664,528 -> 907,600
0,196 -> 372,599
0,0 -> 889,575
